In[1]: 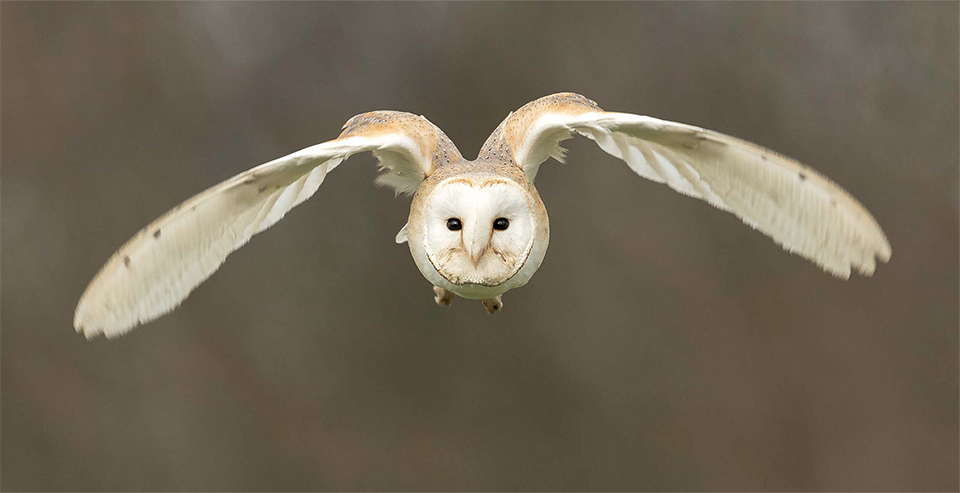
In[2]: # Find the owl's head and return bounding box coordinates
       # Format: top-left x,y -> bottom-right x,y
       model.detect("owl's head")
418,175 -> 542,289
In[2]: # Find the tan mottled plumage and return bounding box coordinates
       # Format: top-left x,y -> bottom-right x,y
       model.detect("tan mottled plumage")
75,92 -> 891,339
480,93 -> 602,178
339,111 -> 462,193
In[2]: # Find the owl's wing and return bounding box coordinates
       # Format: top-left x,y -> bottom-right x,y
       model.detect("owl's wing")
75,111 -> 462,339
481,93 -> 891,278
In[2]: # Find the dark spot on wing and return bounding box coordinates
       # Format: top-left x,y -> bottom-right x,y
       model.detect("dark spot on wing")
258,184 -> 268,193
798,172 -> 807,181
761,155 -> 768,161
153,229 -> 162,239
123,256 -> 131,267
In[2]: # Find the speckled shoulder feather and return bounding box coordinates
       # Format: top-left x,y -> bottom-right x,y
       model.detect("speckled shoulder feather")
340,110 -> 463,190
479,93 -> 602,169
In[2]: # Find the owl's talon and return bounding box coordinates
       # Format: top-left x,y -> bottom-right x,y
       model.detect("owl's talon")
433,286 -> 454,306
482,295 -> 502,315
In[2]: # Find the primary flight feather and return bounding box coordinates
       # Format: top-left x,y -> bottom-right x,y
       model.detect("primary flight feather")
75,93 -> 891,339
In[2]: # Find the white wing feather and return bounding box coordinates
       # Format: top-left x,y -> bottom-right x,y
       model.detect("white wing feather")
515,110 -> 892,278
75,133 -> 428,339
395,222 -> 410,244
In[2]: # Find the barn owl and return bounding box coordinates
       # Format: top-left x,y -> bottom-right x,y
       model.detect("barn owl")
74,93 -> 891,339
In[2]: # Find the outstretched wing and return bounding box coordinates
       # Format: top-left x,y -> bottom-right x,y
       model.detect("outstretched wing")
480,93 -> 891,279
75,111 -> 461,339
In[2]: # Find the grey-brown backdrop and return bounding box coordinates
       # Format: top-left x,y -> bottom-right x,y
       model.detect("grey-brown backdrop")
2,2 -> 957,491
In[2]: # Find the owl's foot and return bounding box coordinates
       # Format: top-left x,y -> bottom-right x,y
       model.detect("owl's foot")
482,295 -> 503,315
433,286 -> 454,306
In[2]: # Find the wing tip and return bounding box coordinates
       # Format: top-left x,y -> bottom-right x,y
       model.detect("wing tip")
857,233 -> 892,277
74,301 -> 93,338
74,320 -> 102,341
826,242 -> 892,280
75,321 -> 134,341
878,239 -> 893,264
74,300 -> 136,340
74,311 -> 103,340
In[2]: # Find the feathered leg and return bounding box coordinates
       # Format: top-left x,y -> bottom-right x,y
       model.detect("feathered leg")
433,286 -> 454,306
482,295 -> 503,315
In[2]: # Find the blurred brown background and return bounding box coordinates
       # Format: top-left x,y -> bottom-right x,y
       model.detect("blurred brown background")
2,2 -> 957,491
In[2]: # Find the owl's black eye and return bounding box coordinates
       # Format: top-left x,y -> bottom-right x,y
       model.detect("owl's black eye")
493,217 -> 510,231
446,218 -> 462,231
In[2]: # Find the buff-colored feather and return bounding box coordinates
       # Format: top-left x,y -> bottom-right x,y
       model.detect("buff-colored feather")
75,92 -> 891,338
506,108 -> 891,278
75,115 -> 453,339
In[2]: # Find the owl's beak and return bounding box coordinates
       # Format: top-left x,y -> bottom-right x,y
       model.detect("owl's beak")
465,221 -> 491,266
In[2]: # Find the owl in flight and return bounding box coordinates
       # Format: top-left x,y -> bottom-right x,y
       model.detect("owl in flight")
74,93 -> 891,339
